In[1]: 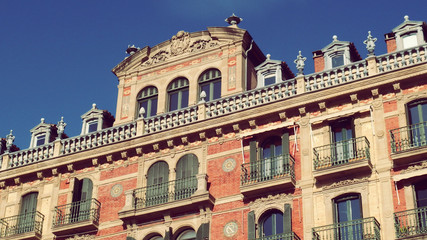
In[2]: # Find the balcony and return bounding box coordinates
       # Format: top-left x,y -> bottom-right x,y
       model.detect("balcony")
255,232 -> 301,240
119,174 -> 214,223
240,154 -> 295,197
0,211 -> 44,240
394,206 -> 427,239
312,217 -> 380,240
313,137 -> 372,181
390,121 -> 427,166
52,198 -> 100,236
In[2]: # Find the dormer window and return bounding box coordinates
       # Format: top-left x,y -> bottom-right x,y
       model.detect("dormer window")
402,32 -> 418,49
35,134 -> 46,146
87,120 -> 98,133
331,53 -> 344,68
254,54 -> 294,89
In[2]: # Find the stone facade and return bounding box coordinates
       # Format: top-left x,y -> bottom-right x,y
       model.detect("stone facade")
0,16 -> 427,240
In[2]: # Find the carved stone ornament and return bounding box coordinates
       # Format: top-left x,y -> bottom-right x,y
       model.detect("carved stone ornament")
199,132 -> 206,139
106,155 -> 113,162
393,83 -> 401,91
153,144 -> 159,151
232,124 -> 240,132
299,107 -> 306,115
400,161 -> 427,174
170,30 -> 191,56
250,193 -> 293,210
323,177 -> 369,190
279,112 -> 287,120
318,102 -> 326,110
181,136 -> 188,144
65,234 -> 95,240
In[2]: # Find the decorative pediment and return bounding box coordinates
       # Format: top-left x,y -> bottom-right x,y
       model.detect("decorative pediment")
81,103 -> 104,120
392,15 -> 425,33
321,36 -> 350,52
30,118 -> 53,134
254,55 -> 282,72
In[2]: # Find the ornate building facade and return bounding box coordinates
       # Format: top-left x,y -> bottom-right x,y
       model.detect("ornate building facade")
0,15 -> 427,240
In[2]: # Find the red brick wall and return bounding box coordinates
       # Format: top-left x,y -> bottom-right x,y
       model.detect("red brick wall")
313,56 -> 324,73
211,209 -> 250,240
386,38 -> 397,53
391,181 -> 407,212
100,162 -> 138,181
207,139 -> 241,155
98,178 -> 137,223
292,198 -> 304,239
385,116 -> 399,156
208,153 -> 243,199
383,100 -> 397,113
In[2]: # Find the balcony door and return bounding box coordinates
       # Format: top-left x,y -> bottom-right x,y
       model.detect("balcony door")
414,182 -> 427,233
175,154 -> 198,200
146,161 -> 169,206
261,136 -> 283,179
335,194 -> 363,240
18,192 -> 38,234
71,178 -> 93,222
331,119 -> 354,165
408,100 -> 427,147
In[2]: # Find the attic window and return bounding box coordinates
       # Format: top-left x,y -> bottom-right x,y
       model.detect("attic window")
35,134 -> 46,146
403,32 -> 417,49
87,120 -> 98,133
264,76 -> 276,86
329,51 -> 345,68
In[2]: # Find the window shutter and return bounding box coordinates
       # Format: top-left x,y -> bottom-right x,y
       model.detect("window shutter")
196,222 -> 210,239
81,178 -> 93,201
250,139 -> 257,163
20,192 -> 38,215
192,154 -> 199,176
248,210 -> 255,240
281,132 -> 289,155
164,227 -> 172,240
72,178 -> 82,202
283,203 -> 292,234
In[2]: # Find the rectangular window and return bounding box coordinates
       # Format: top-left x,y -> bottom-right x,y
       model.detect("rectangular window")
36,134 -> 46,146
332,55 -> 344,68
403,34 -> 418,49
264,76 -> 275,86
88,121 -> 98,133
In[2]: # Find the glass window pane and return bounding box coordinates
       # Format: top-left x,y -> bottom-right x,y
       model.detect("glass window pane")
169,92 -> 179,111
150,98 -> 158,117
265,76 -> 275,86
88,121 -> 98,133
337,201 -> 349,222
332,55 -> 344,68
213,80 -> 221,100
409,104 -> 421,124
276,212 -> 284,234
263,214 -> 273,236
181,89 -> 189,108
36,135 -> 46,146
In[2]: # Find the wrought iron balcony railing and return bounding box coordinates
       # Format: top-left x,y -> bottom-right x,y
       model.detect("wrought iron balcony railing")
0,211 -> 44,238
390,121 -> 427,153
52,198 -> 101,228
241,154 -> 295,185
313,136 -> 370,170
133,176 -> 197,209
394,206 -> 427,238
312,217 -> 380,240
255,232 -> 301,240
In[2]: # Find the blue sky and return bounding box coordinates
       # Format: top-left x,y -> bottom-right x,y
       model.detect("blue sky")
0,0 -> 426,148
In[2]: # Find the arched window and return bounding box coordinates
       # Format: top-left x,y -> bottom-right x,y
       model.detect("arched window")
149,236 -> 163,240
334,194 -> 362,239
146,161 -> 169,206
168,78 -> 189,111
71,178 -> 93,222
175,154 -> 198,200
177,229 -> 196,240
19,192 -> 38,234
260,210 -> 284,238
198,69 -> 221,101
137,86 -> 158,118
407,99 -> 427,147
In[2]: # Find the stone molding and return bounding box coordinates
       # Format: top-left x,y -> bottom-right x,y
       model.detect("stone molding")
400,161 -> 427,174
322,177 -> 369,190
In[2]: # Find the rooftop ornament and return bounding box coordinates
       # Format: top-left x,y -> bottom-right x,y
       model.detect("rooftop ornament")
404,15 -> 409,22
332,35 -> 338,42
126,45 -> 140,55
294,51 -> 307,76
57,117 -> 67,140
5,130 -> 14,153
363,31 -> 377,57
138,107 -> 145,119
225,13 -> 242,26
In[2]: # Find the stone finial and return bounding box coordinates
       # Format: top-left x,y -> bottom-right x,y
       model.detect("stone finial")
363,31 -> 377,57
225,13 -> 243,26
57,117 -> 67,140
404,15 -> 409,21
41,118 -> 45,123
294,51 -> 307,76
266,54 -> 271,60
5,130 -> 14,153
138,107 -> 146,119
333,35 -> 338,41
199,91 -> 207,103
92,103 -> 97,109
126,45 -> 139,55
